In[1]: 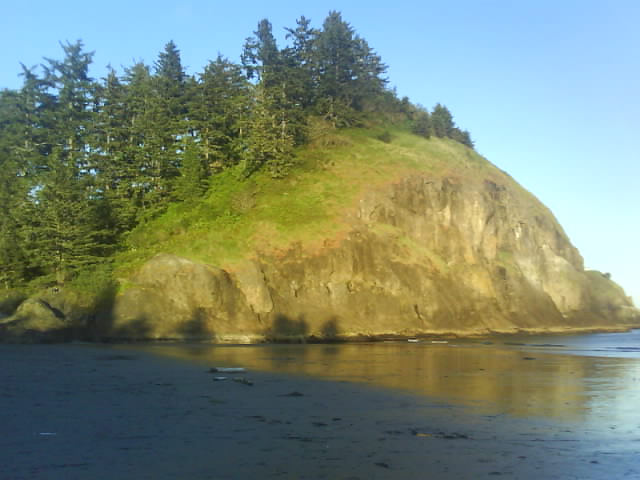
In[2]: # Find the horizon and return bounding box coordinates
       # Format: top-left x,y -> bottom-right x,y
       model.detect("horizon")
3,0 -> 638,305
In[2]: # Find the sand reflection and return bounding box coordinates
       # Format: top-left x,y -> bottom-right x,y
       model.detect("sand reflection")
135,341 -> 640,425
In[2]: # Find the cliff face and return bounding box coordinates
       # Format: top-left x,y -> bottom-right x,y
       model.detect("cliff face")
5,135 -> 636,342
108,172 -> 638,341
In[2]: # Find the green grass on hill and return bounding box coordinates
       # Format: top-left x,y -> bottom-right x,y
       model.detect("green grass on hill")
114,128 -> 508,277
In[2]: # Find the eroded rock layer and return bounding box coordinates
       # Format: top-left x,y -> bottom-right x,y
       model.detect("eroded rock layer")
107,175 -> 638,341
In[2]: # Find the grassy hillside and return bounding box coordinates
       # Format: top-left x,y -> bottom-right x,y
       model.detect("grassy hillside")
114,126 -> 511,278
1,124 -> 515,315
5,124 -> 638,339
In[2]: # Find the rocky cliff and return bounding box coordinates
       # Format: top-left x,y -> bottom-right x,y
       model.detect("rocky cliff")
3,134 -> 638,341
106,158 -> 638,341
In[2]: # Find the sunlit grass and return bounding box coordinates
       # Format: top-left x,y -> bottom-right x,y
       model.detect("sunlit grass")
113,127 -> 517,276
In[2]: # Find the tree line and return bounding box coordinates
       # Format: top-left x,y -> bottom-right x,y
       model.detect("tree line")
0,11 -> 474,289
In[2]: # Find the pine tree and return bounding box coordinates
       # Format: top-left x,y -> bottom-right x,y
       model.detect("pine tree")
450,128 -> 474,149
241,19 -> 280,84
146,41 -> 187,205
0,215 -> 26,289
175,136 -> 208,201
242,18 -> 304,168
412,106 -> 433,138
0,20 -> 479,291
121,61 -> 166,220
2,43 -> 103,286
0,89 -> 29,287
284,16 -> 319,111
314,11 -> 388,127
3,67 -> 63,286
188,56 -> 250,172
431,103 -> 454,138
32,149 -> 104,284
351,35 -> 388,112
15,64 -> 57,177
92,67 -> 140,234
244,84 -> 294,178
153,40 -> 186,137
42,40 -> 96,173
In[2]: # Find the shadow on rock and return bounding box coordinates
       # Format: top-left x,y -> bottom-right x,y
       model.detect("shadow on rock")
85,280 -> 120,341
266,314 -> 344,343
320,317 -> 341,340
267,314 -> 309,343
177,308 -> 216,341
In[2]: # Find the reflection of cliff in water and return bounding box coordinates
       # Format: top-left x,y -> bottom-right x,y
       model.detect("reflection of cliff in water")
134,342 -> 640,424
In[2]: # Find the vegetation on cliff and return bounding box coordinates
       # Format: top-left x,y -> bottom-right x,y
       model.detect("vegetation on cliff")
2,13 -> 636,341
0,11 -> 473,297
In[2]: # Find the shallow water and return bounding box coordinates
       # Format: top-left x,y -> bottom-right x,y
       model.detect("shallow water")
131,330 -> 640,433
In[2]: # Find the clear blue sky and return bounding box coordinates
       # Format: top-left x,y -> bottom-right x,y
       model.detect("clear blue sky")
3,0 -> 639,305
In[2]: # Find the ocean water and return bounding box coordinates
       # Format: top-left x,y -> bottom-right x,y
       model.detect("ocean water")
133,329 -> 640,433
499,329 -> 640,358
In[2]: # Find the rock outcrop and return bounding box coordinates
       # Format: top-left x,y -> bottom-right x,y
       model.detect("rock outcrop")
4,136 -> 638,342
107,173 -> 638,341
0,298 -> 73,342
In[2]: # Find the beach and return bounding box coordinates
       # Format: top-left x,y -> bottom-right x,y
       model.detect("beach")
1,343 -> 638,479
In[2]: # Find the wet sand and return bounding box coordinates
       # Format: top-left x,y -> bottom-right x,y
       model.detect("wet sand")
1,344 -> 638,479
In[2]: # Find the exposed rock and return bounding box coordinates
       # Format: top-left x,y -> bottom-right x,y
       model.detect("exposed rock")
233,260 -> 274,315
103,174 -> 639,341
108,254 -> 257,340
3,298 -> 65,329
7,140 -> 636,343
0,298 -> 73,342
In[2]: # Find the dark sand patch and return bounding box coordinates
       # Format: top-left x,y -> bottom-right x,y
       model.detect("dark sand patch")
1,344 -> 638,479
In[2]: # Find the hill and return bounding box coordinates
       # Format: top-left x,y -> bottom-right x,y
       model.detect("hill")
3,126 -> 637,341
1,12 -> 637,341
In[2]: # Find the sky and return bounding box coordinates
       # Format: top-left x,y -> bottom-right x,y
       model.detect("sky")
2,0 -> 639,305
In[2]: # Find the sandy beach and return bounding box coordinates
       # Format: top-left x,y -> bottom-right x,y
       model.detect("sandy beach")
1,344 -> 638,479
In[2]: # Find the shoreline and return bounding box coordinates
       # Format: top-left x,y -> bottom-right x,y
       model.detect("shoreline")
2,320 -> 638,345
2,343 -> 639,479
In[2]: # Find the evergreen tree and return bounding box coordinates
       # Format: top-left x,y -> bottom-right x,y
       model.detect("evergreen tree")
0,215 -> 26,289
429,103 -> 474,148
431,103 -> 454,138
153,40 -> 186,139
351,35 -> 388,112
242,18 -> 303,170
154,40 -> 186,94
241,19 -> 280,84
412,106 -> 433,138
244,83 -> 294,178
0,89 -> 24,180
42,40 -> 96,173
284,16 -> 319,111
0,17 -> 477,291
314,11 -> 356,126
3,66 -> 65,286
0,89 -> 29,287
175,136 -> 208,200
14,64 -> 57,178
188,56 -> 250,172
92,67 -> 140,234
32,149 -> 104,284
147,41 -> 187,204
450,128 -> 474,149
121,61 -> 167,220
314,11 -> 388,126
